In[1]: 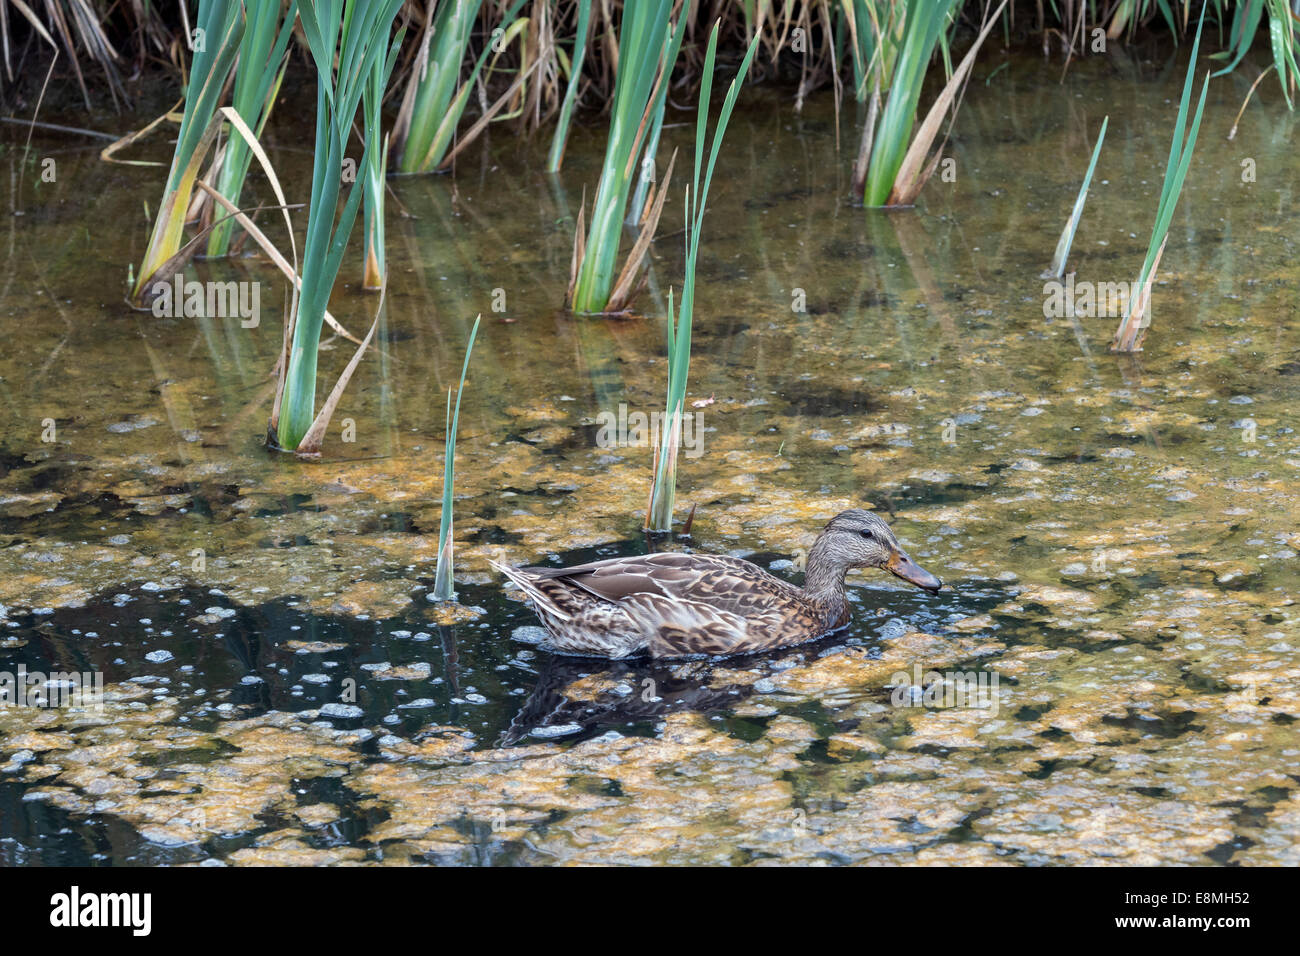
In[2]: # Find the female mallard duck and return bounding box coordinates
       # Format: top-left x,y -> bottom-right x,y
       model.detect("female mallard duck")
493,509 -> 941,659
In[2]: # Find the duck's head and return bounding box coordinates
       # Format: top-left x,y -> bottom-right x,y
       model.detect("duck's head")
817,509 -> 942,592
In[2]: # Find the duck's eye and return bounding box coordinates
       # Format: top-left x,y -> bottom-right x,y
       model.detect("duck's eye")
859,529 -> 875,540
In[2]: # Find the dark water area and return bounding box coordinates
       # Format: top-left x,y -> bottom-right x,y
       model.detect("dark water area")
0,536 -> 1009,865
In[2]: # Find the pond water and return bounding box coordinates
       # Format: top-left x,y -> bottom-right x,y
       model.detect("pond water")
1,47 -> 1297,865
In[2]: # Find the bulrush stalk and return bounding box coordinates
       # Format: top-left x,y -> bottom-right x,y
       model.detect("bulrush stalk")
569,0 -> 684,314
1111,4 -> 1209,352
646,24 -> 760,530
546,0 -> 592,173
206,0 -> 298,259
1047,115 -> 1108,280
433,315 -> 481,602
274,0 -> 404,451
131,0 -> 243,303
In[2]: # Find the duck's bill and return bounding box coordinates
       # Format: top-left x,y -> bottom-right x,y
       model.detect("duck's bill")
885,551 -> 942,592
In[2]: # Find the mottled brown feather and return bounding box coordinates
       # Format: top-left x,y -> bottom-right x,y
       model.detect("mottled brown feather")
492,510 -> 939,659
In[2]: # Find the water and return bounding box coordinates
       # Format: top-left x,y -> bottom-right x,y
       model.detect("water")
0,48 -> 1297,864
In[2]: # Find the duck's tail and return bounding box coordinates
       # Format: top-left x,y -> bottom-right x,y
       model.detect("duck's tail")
490,560 -> 573,622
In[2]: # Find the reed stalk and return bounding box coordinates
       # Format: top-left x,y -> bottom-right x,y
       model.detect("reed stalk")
626,78 -> 669,226
858,0 -> 958,206
1210,0 -> 1299,109
1112,4 -> 1209,351
205,0 -> 297,259
362,47 -> 389,290
1046,115 -> 1107,279
1106,0 -> 1181,42
569,0 -> 685,314
645,23 -> 760,531
130,0 -> 243,303
393,0 -> 527,174
840,0 -> 901,102
433,315 -> 481,602
274,0 -> 404,451
15,0 -> 1300,118
852,0 -> 1005,207
546,0 -> 592,173
394,0 -> 483,174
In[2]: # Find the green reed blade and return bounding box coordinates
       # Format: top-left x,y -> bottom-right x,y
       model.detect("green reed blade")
396,0 -> 527,174
1209,0 -> 1263,76
208,0 -> 299,258
841,0 -> 881,101
626,72 -> 669,226
397,0 -> 482,173
1116,2 -> 1210,349
862,0 -> 959,207
433,314 -> 481,601
546,0 -> 592,173
1264,0 -> 1300,110
1137,5 -> 1208,294
570,0 -> 685,314
277,0 -> 404,451
647,24 -> 760,530
362,46 -> 388,289
132,0 -> 243,300
1048,115 -> 1108,279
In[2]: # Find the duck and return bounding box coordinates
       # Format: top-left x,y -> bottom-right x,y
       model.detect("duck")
492,509 -> 942,659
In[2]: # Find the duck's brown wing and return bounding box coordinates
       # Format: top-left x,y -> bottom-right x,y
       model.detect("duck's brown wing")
525,552 -> 820,656
524,552 -> 789,605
